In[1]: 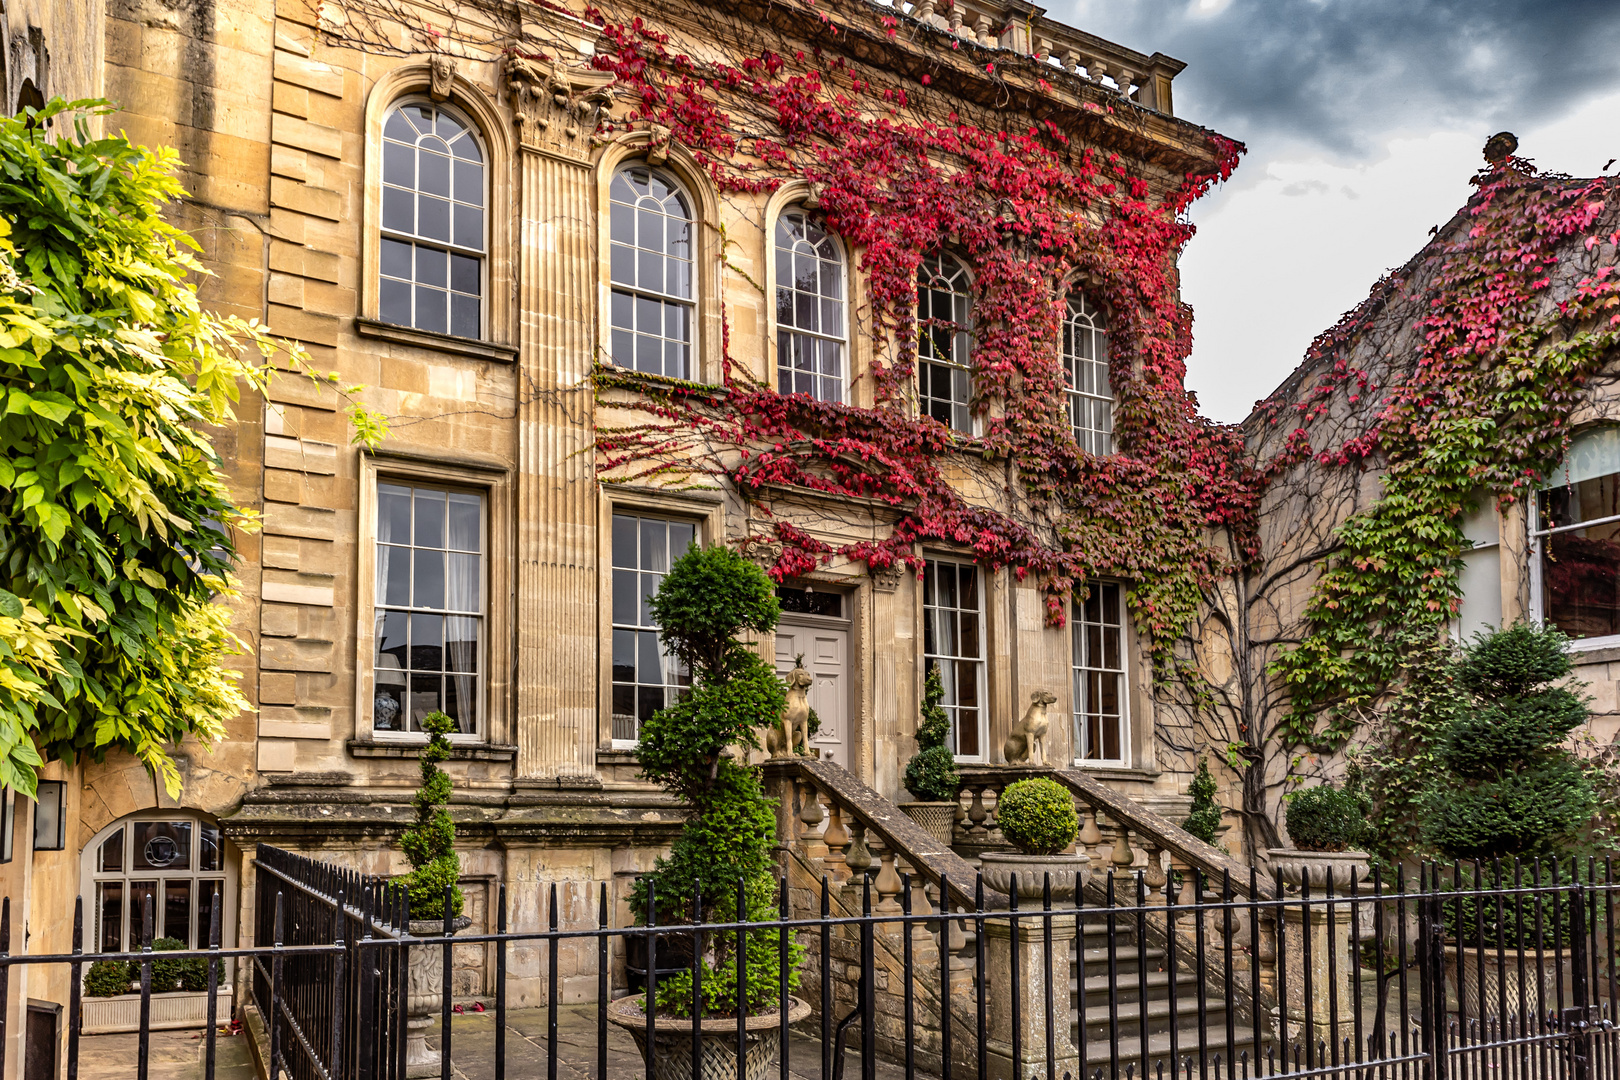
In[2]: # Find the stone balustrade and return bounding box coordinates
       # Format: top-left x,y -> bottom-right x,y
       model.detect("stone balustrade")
861,0 -> 1187,116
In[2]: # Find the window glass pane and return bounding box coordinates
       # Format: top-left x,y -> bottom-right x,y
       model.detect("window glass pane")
98,882 -> 124,953
453,160 -> 483,206
128,881 -> 158,944
413,549 -> 445,609
416,246 -> 447,288
382,185 -> 413,233
419,149 -> 450,197
414,490 -> 446,548
454,204 -> 483,251
451,294 -> 479,339
199,881 -> 224,944
613,569 -> 638,625
410,672 -> 442,728
447,493 -> 480,552
612,514 -> 637,569
98,828 -> 125,873
411,613 -> 444,671
164,881 -> 194,949
133,822 -> 192,871
450,253 -> 480,295
415,286 -> 447,334
446,553 -> 480,611
379,278 -> 412,326
199,821 -> 221,873
381,237 -> 413,280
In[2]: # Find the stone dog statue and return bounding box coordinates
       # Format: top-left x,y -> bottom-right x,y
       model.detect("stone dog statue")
1002,689 -> 1058,766
769,662 -> 814,758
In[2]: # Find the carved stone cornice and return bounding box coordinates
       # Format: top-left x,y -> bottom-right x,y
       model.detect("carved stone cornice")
502,53 -> 615,157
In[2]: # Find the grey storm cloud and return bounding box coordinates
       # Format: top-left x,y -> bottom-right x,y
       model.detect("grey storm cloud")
1055,0 -> 1620,153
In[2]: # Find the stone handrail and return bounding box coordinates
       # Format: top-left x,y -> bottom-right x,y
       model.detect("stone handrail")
1052,767 -> 1276,902
761,756 -> 992,911
865,0 -> 1186,116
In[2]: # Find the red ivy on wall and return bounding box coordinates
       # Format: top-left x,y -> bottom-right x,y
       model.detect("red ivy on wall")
585,5 -> 1251,675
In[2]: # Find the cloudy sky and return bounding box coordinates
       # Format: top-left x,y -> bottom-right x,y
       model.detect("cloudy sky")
1053,0 -> 1620,423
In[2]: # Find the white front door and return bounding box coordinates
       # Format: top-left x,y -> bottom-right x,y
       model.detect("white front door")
775,622 -> 849,768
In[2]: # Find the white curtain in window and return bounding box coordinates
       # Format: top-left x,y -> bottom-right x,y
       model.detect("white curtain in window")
1551,426 -> 1620,488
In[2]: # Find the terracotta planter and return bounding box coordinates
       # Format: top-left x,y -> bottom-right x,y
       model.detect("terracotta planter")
898,802 -> 957,846
406,916 -> 472,1079
1267,848 -> 1371,891
607,993 -> 811,1080
978,850 -> 1091,902
1445,945 -> 1573,1021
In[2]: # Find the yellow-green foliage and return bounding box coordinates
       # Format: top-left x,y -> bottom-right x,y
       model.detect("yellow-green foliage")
0,100 -> 383,797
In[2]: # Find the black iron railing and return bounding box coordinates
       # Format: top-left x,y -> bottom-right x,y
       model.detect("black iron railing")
0,849 -> 1613,1080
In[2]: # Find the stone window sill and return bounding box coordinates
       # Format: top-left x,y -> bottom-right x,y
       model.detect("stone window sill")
354,317 -> 519,362
347,738 -> 518,762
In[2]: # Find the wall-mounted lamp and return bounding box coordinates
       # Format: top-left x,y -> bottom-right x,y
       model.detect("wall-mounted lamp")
33,780 -> 64,852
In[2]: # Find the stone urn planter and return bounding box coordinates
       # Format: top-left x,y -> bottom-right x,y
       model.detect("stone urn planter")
405,916 -> 472,1079
979,850 -> 1092,902
1444,943 -> 1571,1019
898,802 -> 957,846
1266,848 -> 1371,891
607,993 -> 811,1080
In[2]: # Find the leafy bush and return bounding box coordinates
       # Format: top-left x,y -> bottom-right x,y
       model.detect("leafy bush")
997,777 -> 1078,855
903,664 -> 960,803
631,544 -> 803,1018
83,960 -> 132,997
150,936 -> 210,993
1285,782 -> 1371,852
1424,624 -> 1595,860
401,711 -> 463,921
1182,757 -> 1222,844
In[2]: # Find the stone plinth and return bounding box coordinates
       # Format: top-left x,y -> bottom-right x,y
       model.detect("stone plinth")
984,914 -> 1080,1080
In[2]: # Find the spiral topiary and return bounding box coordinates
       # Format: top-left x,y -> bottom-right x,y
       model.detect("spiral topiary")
400,710 -> 463,921
903,664 -> 960,803
997,777 -> 1078,855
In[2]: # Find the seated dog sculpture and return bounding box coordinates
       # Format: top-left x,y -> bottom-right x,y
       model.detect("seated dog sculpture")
770,663 -> 814,757
1002,689 -> 1058,766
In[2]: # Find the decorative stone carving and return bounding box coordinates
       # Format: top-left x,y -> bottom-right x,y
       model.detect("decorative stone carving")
1001,689 -> 1056,765
502,54 -> 615,154
428,54 -> 456,102
646,123 -> 673,165
868,563 -> 905,592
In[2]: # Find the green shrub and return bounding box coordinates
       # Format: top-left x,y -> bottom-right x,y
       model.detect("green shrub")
903,665 -> 960,803
1182,757 -> 1222,844
400,711 -> 464,921
83,960 -> 132,997
1424,623 -> 1596,860
631,544 -> 803,1018
997,777 -> 1078,855
1285,782 -> 1371,852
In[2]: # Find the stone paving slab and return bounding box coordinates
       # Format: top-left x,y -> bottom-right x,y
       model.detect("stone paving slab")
79,1027 -> 256,1080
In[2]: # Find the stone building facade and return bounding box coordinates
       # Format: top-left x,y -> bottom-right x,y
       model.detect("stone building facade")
0,0 -> 1243,1072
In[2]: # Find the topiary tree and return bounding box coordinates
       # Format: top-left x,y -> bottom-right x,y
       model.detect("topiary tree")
1285,780 -> 1372,852
631,543 -> 802,1018
400,711 -> 463,921
903,664 -> 960,802
1424,623 -> 1595,860
83,959 -> 132,997
1182,757 -> 1222,845
0,100 -> 384,799
997,777 -> 1078,855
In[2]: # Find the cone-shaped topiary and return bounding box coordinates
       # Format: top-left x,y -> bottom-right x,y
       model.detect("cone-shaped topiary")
631,543 -> 803,1018
997,777 -> 1078,855
1424,623 -> 1596,860
903,664 -> 960,803
400,710 -> 463,921
1182,757 -> 1222,845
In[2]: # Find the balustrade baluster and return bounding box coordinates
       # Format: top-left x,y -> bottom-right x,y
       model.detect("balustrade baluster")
968,786 -> 990,836
1079,806 -> 1105,861
1144,843 -> 1168,900
1110,822 -> 1135,870
874,846 -> 904,914
824,801 -> 850,877
847,821 -> 874,876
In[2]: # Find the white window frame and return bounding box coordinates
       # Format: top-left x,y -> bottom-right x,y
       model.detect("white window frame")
922,557 -> 989,762
377,98 -> 489,340
1063,292 -> 1113,455
609,512 -> 700,748
369,480 -> 489,741
1529,490 -> 1620,653
916,254 -> 975,435
773,206 -> 850,404
607,164 -> 697,379
81,811 -> 235,955
1072,579 -> 1130,767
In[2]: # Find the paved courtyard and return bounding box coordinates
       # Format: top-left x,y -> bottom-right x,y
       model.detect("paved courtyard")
79,1005 -> 922,1080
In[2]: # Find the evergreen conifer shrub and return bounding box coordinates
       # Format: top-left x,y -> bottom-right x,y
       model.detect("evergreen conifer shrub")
1285,781 -> 1372,852
1424,624 -> 1595,860
903,664 -> 960,803
1182,757 -> 1222,845
401,711 -> 463,920
632,544 -> 803,1018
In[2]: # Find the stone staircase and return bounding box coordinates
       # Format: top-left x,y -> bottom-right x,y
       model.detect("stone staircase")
761,757 -> 1277,1079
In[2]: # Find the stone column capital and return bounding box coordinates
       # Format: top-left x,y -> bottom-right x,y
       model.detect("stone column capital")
502,53 -> 615,156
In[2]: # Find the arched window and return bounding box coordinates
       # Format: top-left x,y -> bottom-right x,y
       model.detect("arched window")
775,208 -> 847,403
1063,293 -> 1112,455
379,101 -> 486,339
609,165 -> 695,379
917,254 -> 973,433
83,812 -> 233,952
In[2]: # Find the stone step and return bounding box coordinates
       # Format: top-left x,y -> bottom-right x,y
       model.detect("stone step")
1082,1028 -> 1260,1067
1074,994 -> 1231,1035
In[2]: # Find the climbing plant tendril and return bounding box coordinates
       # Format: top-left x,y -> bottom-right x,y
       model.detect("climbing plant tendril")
1267,157 -> 1620,751
582,3 -> 1254,681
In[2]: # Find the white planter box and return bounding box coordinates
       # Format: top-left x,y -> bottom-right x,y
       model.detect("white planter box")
81,988 -> 234,1034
